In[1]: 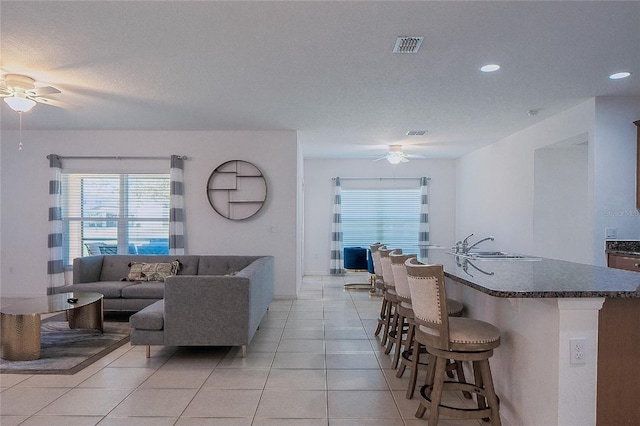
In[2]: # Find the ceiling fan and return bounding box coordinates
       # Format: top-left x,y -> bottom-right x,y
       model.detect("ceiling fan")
0,74 -> 79,112
373,144 -> 423,164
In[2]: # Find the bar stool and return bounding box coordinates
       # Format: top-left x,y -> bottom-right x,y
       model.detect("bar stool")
370,243 -> 387,337
406,258 -> 502,426
392,253 -> 466,399
378,246 -> 398,349
389,250 -> 417,369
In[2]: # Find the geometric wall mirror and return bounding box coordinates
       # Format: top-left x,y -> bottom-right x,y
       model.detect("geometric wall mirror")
206,160 -> 267,220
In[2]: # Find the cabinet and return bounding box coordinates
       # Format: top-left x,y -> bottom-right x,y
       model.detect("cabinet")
598,249 -> 640,425
606,252 -> 640,272
597,298 -> 640,426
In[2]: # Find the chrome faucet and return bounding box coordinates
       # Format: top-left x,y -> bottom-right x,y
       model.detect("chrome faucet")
465,235 -> 495,253
461,233 -> 474,253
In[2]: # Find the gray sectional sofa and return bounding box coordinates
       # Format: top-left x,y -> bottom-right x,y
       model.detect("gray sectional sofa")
56,254 -> 274,357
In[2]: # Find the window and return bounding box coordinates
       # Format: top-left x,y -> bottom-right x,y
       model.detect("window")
340,188 -> 422,252
61,173 -> 170,265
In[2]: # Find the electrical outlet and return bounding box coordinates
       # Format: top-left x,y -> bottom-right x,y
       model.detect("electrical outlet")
605,227 -> 617,239
570,338 -> 587,365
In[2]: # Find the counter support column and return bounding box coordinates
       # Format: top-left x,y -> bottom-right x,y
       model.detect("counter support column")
556,298 -> 604,426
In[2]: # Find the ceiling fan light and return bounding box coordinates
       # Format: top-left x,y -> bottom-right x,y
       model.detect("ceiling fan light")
4,95 -> 36,112
387,155 -> 404,165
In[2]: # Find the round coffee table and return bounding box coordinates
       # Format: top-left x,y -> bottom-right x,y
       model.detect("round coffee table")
0,292 -> 103,361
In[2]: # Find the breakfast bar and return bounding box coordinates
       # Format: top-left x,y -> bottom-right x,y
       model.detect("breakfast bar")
420,249 -> 640,426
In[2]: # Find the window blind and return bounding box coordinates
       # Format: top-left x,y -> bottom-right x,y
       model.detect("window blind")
340,188 -> 421,253
61,173 -> 170,264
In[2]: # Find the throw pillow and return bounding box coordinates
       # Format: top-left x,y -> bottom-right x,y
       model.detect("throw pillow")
141,260 -> 181,282
127,262 -> 146,282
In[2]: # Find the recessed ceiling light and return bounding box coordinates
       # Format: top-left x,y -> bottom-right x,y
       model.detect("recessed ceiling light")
609,71 -> 631,80
480,64 -> 500,72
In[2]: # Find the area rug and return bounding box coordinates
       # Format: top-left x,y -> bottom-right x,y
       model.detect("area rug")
0,318 -> 131,375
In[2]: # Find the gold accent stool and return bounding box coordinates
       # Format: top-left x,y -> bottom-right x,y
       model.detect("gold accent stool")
0,313 -> 41,361
1,292 -> 103,361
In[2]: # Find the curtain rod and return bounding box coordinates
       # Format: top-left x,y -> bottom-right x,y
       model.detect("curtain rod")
332,177 -> 429,181
46,155 -> 188,160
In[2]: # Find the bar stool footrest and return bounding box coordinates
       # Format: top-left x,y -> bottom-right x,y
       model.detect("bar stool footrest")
418,382 -> 498,420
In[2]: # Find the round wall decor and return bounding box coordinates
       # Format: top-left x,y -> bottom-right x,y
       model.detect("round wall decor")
206,160 -> 267,220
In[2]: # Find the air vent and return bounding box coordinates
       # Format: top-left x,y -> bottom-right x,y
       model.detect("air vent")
393,37 -> 424,54
406,130 -> 428,136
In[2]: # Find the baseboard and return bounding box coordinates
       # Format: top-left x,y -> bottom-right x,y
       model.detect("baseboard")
303,270 -> 327,276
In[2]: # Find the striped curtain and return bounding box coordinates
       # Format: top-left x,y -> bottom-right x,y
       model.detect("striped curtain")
330,177 -> 345,274
419,177 -> 430,259
169,155 -> 185,255
48,155 -> 65,293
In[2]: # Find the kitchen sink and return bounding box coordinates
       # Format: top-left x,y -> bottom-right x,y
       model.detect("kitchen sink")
448,251 -> 541,260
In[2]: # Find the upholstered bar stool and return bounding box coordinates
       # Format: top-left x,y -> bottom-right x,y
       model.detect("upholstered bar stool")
406,258 -> 502,426
392,253 -> 466,399
389,250 -> 417,369
378,246 -> 398,348
370,243 -> 387,337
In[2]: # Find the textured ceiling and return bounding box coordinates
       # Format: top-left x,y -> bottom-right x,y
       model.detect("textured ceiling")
1,1 -> 639,159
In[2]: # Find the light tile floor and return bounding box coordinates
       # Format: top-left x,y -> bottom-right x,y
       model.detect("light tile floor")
1,274 -> 488,425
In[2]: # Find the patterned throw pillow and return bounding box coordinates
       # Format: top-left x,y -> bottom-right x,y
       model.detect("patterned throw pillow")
140,261 -> 181,282
127,260 -> 181,282
127,262 -> 146,282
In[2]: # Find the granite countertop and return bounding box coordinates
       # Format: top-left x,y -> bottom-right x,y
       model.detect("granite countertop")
420,248 -> 640,299
605,240 -> 640,256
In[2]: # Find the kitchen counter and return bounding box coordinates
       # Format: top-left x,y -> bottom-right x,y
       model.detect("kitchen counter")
421,248 -> 640,298
605,239 -> 640,256
415,247 -> 640,426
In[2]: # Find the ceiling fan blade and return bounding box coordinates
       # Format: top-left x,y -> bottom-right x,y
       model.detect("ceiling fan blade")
34,96 -> 81,110
30,86 -> 61,96
400,157 -> 410,163
372,157 -> 386,162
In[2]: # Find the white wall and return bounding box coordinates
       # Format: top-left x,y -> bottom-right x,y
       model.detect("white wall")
593,97 -> 640,262
296,140 -> 305,294
457,96 -> 640,265
456,99 -> 597,261
0,130 -> 300,299
534,140 -> 590,263
303,158 -> 457,275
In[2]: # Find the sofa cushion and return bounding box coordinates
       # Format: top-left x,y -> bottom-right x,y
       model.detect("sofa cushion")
197,256 -> 260,275
121,281 -> 165,299
100,256 -> 138,281
172,256 -> 200,275
59,281 -> 131,298
130,300 -> 164,330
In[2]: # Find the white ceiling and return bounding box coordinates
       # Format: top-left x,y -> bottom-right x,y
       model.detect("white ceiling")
1,1 -> 638,159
